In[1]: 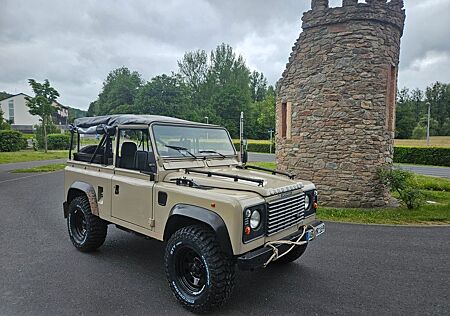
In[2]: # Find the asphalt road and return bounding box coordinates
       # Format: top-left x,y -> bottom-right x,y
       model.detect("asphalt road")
0,170 -> 449,315
248,152 -> 450,178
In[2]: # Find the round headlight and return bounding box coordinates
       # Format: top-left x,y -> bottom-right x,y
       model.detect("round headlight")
305,194 -> 311,210
250,210 -> 261,229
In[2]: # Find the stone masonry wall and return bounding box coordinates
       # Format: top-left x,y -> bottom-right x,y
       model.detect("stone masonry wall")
276,0 -> 405,207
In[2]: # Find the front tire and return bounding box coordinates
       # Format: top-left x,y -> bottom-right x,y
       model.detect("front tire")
164,225 -> 235,313
67,196 -> 107,252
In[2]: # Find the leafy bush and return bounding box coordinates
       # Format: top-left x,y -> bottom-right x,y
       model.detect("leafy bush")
412,124 -> 426,139
394,146 -> 450,167
0,130 -> 27,152
46,134 -> 72,150
232,141 -> 449,167
232,141 -> 275,153
378,168 -> 423,209
35,123 -> 61,149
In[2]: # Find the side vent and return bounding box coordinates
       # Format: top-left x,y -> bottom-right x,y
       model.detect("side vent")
98,186 -> 104,204
158,192 -> 168,206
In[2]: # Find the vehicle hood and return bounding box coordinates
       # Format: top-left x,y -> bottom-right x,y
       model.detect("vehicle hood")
163,166 -> 312,198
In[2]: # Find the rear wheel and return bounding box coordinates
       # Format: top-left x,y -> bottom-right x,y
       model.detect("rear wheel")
274,243 -> 308,264
67,196 -> 107,252
164,225 -> 235,313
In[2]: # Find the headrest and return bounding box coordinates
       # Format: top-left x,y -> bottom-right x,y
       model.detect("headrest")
121,142 -> 137,156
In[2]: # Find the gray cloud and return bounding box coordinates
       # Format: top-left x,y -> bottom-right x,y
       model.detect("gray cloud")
0,0 -> 449,109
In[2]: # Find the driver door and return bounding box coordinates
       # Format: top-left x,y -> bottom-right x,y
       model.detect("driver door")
111,127 -> 155,230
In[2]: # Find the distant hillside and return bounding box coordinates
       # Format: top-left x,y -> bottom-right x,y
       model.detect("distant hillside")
68,107 -> 87,123
0,91 -> 12,101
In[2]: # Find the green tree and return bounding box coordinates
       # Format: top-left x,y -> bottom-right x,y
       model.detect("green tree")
425,82 -> 450,136
250,71 -> 267,102
251,85 -> 276,139
68,107 -> 87,123
26,79 -> 60,152
412,123 -> 426,139
134,74 -> 191,119
0,109 -> 11,130
206,44 -> 251,136
0,91 -> 12,101
395,88 -> 419,139
178,50 -> 208,94
92,67 -> 143,115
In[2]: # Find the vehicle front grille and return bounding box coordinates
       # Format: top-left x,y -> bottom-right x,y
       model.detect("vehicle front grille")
266,192 -> 305,236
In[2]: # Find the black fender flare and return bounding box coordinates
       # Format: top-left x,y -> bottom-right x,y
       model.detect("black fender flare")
164,204 -> 233,256
64,181 -> 98,217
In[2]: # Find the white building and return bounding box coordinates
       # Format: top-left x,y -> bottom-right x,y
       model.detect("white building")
0,93 -> 69,133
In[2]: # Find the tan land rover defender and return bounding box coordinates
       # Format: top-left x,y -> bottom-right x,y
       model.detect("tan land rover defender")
63,114 -> 325,313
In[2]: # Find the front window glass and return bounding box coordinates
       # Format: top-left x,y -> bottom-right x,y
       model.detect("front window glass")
153,124 -> 235,158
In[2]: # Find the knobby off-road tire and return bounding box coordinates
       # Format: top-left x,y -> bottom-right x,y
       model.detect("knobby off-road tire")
67,196 -> 107,252
165,225 -> 235,313
273,243 -> 308,264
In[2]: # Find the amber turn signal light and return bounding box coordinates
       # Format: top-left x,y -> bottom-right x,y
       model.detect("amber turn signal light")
313,202 -> 318,209
244,226 -> 251,235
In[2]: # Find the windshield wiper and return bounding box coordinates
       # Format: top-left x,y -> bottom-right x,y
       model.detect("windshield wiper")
199,150 -> 226,159
165,145 -> 198,159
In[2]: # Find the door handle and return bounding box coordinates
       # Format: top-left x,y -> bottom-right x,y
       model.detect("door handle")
115,185 -> 120,195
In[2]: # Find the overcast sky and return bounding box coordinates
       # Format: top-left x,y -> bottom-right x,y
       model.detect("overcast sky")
1,0 -> 449,110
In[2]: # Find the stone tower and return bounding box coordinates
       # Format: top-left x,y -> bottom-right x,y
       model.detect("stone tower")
276,0 -> 405,207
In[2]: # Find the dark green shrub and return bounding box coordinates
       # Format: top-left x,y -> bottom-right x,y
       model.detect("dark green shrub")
0,130 -> 27,152
34,123 -> 61,150
46,134 -> 71,150
378,168 -> 423,209
394,146 -> 450,167
231,142 -> 449,167
232,141 -> 275,153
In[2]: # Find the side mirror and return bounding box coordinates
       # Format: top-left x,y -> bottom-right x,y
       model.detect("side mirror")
241,139 -> 249,164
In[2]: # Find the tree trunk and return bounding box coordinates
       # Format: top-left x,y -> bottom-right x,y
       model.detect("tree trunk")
43,116 -> 48,153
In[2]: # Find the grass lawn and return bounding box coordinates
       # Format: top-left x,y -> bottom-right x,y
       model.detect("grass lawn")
0,150 -> 68,164
394,136 -> 450,148
251,161 -> 450,225
12,163 -> 66,173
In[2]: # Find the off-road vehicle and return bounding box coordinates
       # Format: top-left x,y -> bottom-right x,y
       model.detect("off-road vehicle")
63,114 -> 325,313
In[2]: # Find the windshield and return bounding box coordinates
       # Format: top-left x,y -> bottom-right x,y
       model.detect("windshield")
152,124 -> 236,158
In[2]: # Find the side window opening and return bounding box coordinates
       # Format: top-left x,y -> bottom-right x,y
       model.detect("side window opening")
72,133 -> 115,165
386,64 -> 396,132
280,101 -> 292,139
116,129 -> 156,173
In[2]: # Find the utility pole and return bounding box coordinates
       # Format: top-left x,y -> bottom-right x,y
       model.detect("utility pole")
268,129 -> 274,154
239,112 -> 244,162
426,102 -> 431,146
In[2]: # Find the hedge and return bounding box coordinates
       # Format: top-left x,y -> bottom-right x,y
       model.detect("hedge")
233,140 -> 449,167
46,134 -> 72,150
233,141 -> 274,153
0,130 -> 27,152
394,146 -> 450,167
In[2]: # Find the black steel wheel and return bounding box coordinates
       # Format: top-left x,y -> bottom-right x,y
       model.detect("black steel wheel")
165,225 -> 235,313
69,208 -> 87,244
174,246 -> 207,296
67,196 -> 107,252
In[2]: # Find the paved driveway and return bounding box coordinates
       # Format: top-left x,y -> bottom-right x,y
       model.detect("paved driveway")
249,152 -> 450,178
0,171 -> 449,315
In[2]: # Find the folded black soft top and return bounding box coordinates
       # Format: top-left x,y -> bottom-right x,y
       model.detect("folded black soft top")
72,114 -> 210,134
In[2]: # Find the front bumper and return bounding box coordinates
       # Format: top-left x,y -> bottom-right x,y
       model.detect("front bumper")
237,220 -> 325,271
